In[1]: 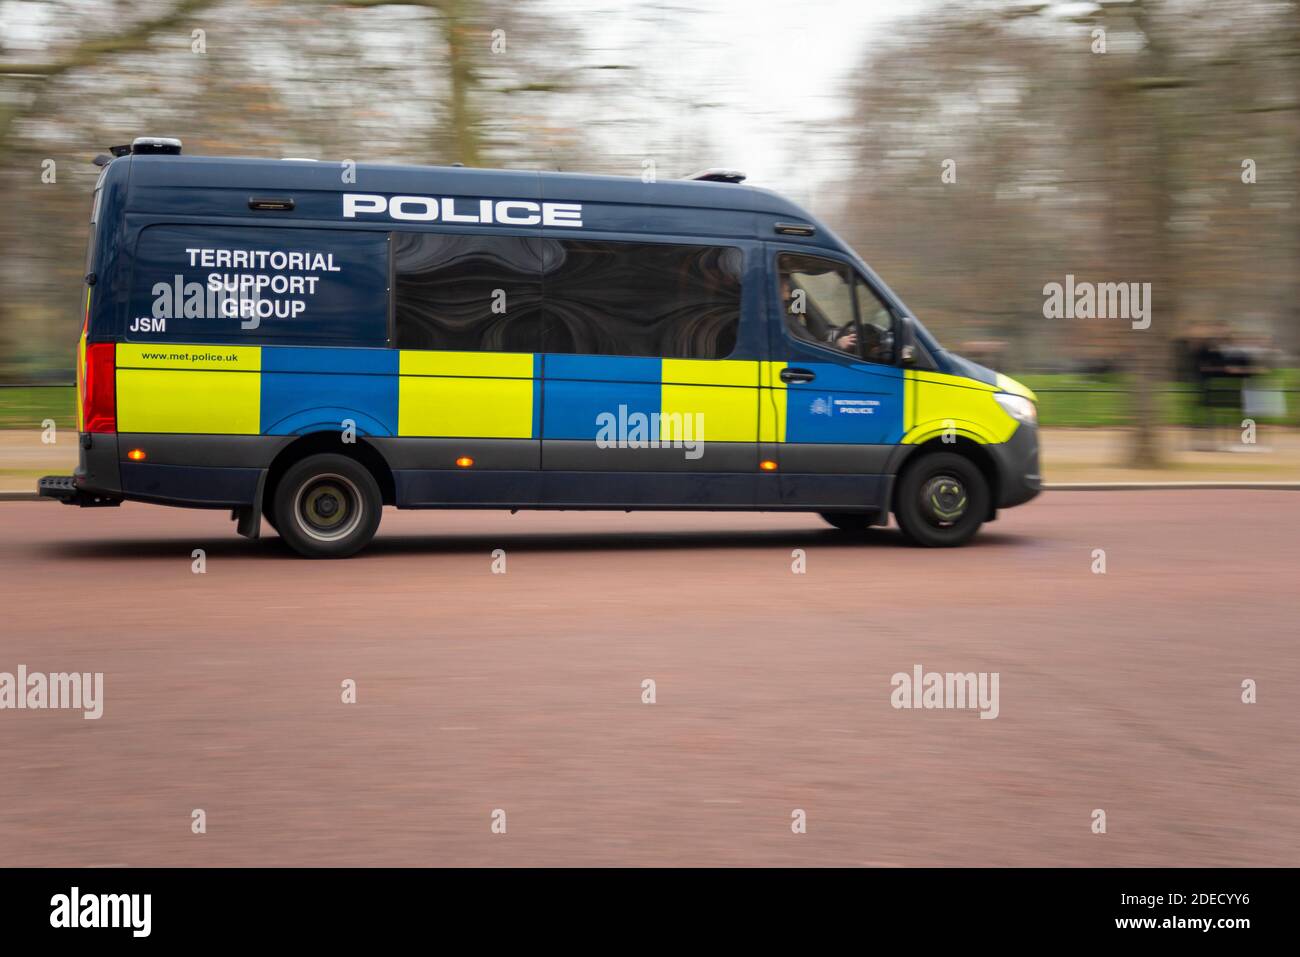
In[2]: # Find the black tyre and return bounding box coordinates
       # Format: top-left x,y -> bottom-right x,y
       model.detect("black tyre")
271,454 -> 382,558
893,452 -> 989,547
819,511 -> 877,532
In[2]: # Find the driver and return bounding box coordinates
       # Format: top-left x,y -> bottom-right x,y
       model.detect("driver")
780,274 -> 858,353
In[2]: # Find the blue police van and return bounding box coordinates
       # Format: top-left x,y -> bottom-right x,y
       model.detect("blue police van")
42,137 -> 1040,557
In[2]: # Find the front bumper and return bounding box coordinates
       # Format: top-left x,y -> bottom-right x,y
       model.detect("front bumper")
988,422 -> 1041,508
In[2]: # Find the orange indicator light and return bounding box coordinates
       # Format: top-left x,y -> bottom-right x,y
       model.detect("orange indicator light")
759,459 -> 778,471
127,448 -> 147,461
455,456 -> 474,468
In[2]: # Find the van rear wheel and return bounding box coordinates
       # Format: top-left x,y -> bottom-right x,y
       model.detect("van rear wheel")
272,454 -> 381,558
893,452 -> 988,547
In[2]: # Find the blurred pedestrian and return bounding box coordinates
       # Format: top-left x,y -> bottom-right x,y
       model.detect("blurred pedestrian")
1192,324 -> 1256,451
1191,324 -> 1230,450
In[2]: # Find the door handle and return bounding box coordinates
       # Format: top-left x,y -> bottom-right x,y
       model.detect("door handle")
780,367 -> 816,383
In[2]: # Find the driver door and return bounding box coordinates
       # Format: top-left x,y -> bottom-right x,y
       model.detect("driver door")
761,248 -> 905,498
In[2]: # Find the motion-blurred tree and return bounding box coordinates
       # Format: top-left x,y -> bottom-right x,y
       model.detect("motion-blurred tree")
0,0 -> 220,373
837,0 -> 1297,467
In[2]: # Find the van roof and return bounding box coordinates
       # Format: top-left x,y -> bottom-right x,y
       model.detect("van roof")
118,152 -> 828,232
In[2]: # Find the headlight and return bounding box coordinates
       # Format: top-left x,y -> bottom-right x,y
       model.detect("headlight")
994,392 -> 1037,425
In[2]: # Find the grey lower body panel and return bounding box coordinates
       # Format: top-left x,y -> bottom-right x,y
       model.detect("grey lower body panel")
540,439 -> 756,472
60,433 -> 908,514
116,433 -> 292,469
775,443 -> 896,475
987,423 -> 1042,507
119,461 -> 262,507
370,437 -> 539,471
112,433 -> 286,508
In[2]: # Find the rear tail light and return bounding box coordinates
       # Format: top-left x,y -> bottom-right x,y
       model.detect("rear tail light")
82,342 -> 116,433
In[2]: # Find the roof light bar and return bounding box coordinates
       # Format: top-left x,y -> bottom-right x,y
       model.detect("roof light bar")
109,137 -> 183,158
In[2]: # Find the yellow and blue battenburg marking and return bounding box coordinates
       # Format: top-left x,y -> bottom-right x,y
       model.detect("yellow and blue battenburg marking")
114,344 -> 532,439
113,344 -> 1028,449
770,360 -> 907,445
541,355 -> 761,442
761,362 -> 1032,447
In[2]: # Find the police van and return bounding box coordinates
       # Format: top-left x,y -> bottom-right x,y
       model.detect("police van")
41,136 -> 1041,557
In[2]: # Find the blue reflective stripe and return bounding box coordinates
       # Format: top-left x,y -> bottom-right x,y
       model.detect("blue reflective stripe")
261,346 -> 399,375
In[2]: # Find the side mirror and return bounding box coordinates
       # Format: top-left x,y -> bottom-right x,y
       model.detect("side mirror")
897,316 -> 918,366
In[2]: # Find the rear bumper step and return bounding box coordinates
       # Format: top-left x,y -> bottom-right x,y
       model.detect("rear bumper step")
38,475 -> 122,507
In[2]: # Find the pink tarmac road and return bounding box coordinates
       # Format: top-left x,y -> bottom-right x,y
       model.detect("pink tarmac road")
0,492 -> 1296,866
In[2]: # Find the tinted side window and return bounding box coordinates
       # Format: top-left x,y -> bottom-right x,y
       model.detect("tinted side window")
394,233 -> 545,352
542,240 -> 742,359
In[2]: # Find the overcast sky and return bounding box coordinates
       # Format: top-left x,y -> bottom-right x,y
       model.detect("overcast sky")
561,0 -> 934,202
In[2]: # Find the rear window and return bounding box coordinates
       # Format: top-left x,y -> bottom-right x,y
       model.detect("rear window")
127,225 -> 390,344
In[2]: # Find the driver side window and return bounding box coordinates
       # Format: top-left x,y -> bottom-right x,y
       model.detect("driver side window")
777,254 -> 858,356
855,277 -> 895,365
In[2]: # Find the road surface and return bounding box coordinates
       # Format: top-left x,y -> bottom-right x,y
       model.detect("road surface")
0,492 -> 1296,866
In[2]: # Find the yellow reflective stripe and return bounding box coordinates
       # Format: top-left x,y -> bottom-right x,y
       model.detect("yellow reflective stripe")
661,358 -> 757,387
758,361 -> 787,443
659,359 -> 760,443
398,350 -> 534,437
903,370 -> 914,434
116,368 -> 260,434
759,361 -> 785,390
902,422 -> 1002,445
661,383 -> 756,442
903,370 -> 1016,445
117,343 -> 261,372
398,376 -> 532,438
400,350 -> 532,378
908,369 -> 997,391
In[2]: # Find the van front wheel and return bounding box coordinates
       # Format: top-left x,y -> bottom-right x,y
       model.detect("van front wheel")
893,452 -> 988,547
272,454 -> 382,558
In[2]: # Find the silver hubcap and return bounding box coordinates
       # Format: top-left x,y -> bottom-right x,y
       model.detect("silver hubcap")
921,474 -> 967,526
293,473 -> 363,543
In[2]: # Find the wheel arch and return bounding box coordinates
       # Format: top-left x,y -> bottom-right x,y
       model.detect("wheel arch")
889,437 -> 999,520
263,432 -> 397,513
